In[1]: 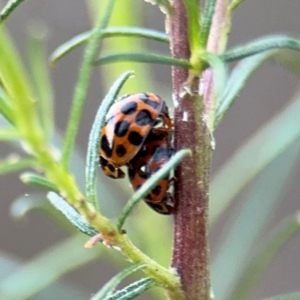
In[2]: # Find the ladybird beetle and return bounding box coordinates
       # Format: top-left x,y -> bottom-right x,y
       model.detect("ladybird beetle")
99,93 -> 172,178
127,129 -> 175,214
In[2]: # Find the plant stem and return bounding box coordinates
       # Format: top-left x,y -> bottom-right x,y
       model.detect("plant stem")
170,1 -> 212,299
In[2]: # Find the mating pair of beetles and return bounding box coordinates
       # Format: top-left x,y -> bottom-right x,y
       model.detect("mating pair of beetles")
99,93 -> 176,214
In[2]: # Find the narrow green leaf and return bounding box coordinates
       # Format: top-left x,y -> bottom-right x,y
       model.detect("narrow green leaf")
91,263 -> 146,300
0,128 -> 19,140
117,149 -> 191,231
210,90 -> 300,225
215,50 -> 276,128
0,156 -> 37,176
104,278 -> 156,300
47,192 -> 98,237
86,71 -> 134,210
212,140 -> 300,299
262,293 -> 300,300
229,214 -> 300,300
95,52 -> 191,69
199,0 -> 217,48
0,236 -> 100,300
0,0 -> 25,24
27,23 -> 54,141
182,0 -> 200,52
61,0 -> 117,168
0,28 -> 43,144
221,35 -> 300,63
20,172 -> 58,192
51,27 -> 169,65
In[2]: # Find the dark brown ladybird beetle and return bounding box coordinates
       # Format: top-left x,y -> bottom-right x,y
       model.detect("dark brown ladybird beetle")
127,129 -> 175,214
99,93 -> 172,178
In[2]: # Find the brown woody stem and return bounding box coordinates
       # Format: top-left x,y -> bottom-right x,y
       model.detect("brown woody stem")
169,1 -> 213,299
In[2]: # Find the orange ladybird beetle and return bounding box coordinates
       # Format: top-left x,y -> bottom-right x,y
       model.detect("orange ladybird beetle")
127,129 -> 175,214
99,93 -> 172,178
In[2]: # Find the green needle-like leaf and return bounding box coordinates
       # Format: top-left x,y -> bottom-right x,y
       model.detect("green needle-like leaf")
199,0 -> 217,48
0,28 -> 44,151
117,149 -> 191,231
221,35 -> 300,63
61,0 -> 117,168
20,172 -> 58,192
0,157 -> 37,176
210,90 -> 300,225
90,263 -> 146,300
229,214 -> 300,300
95,52 -> 191,69
183,0 -> 200,53
85,71 -> 134,210
104,278 -> 156,300
0,0 -> 25,24
51,27 -> 169,65
0,236 -> 100,300
47,192 -> 98,237
215,50 -> 276,128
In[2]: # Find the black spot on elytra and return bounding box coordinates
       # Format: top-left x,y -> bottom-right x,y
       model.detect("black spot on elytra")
114,121 -> 130,137
128,131 -> 144,146
128,167 -> 136,180
116,144 -> 127,157
139,94 -> 160,110
146,194 -> 152,201
100,135 -> 112,158
137,145 -> 148,158
135,110 -> 153,126
100,157 -> 117,178
120,101 -> 138,115
152,185 -> 162,196
108,163 -> 115,173
99,156 -> 107,167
